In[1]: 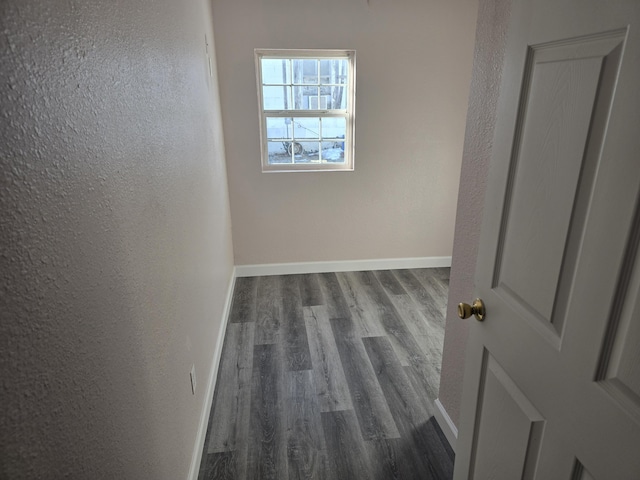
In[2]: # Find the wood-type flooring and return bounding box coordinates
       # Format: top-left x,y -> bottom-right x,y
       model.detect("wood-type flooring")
198,268 -> 454,480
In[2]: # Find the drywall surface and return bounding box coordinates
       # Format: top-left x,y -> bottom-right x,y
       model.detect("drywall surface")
212,0 -> 478,265
0,0 -> 233,478
438,0 -> 512,427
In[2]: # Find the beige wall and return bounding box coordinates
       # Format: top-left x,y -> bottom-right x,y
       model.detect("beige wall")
212,0 -> 478,266
438,0 -> 512,427
0,0 -> 233,478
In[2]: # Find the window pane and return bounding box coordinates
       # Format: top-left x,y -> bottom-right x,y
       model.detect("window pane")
261,59 -> 291,84
320,141 -> 345,163
266,117 -> 292,140
320,59 -> 348,84
321,117 -> 346,139
293,118 -> 320,140
263,86 -> 291,110
310,92 -> 331,109
268,141 -> 291,164
326,85 -> 347,109
292,86 -> 318,109
292,142 -> 321,163
319,59 -> 332,80
293,59 -> 318,84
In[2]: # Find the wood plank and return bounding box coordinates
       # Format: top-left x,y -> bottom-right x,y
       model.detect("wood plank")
429,415 -> 455,462
404,365 -> 439,412
393,269 -> 445,329
431,267 -> 451,284
255,275 -> 282,345
363,336 -> 451,478
298,273 -> 324,307
207,322 -> 254,455
369,432 -> 453,480
282,275 -> 313,371
316,272 -> 351,319
415,333 -> 443,383
375,270 -> 408,295
304,306 -> 353,412
387,293 -> 433,338
321,410 -> 372,479
247,344 -> 287,480
365,438 -> 431,480
285,369 -> 328,479
229,276 -> 257,323
412,268 -> 449,311
387,294 -> 444,388
200,452 -> 237,480
330,317 -> 400,440
335,271 -> 386,337
353,271 -> 430,369
362,336 -> 430,428
408,417 -> 456,479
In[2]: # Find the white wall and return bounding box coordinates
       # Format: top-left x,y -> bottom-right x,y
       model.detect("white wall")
212,0 -> 478,266
0,0 -> 233,478
438,0 -> 512,427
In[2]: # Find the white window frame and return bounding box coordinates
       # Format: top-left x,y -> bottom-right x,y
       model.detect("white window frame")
255,49 -> 356,173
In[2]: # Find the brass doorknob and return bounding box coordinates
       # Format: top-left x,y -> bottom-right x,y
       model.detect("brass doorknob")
458,298 -> 485,321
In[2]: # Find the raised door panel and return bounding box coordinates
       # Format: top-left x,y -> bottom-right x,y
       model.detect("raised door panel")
494,31 -> 626,345
469,354 -> 544,479
597,212 -> 640,423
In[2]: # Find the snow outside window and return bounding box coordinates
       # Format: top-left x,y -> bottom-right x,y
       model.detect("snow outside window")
255,49 -> 356,172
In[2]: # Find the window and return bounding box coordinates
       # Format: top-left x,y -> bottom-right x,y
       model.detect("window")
255,49 -> 356,172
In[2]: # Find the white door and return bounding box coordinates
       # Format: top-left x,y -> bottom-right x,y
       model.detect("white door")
454,0 -> 640,478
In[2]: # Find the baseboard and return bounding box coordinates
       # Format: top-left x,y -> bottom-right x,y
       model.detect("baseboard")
187,268 -> 237,480
235,256 -> 452,277
433,398 -> 458,453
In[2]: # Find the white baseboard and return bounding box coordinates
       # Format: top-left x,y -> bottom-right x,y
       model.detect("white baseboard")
188,268 -> 237,480
235,256 -> 452,277
433,398 -> 458,452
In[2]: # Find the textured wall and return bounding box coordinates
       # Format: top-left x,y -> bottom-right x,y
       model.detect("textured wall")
212,0 -> 478,266
0,1 -> 234,478
438,0 -> 512,427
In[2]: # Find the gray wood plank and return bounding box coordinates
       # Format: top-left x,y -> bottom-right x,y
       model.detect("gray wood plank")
375,270 -> 408,295
363,336 -> 447,478
388,294 -> 444,388
285,369 -> 328,479
388,293 -> 433,338
207,322 -> 255,455
414,333 -> 443,384
431,267 -> 451,283
201,452 -> 237,480
393,269 -> 445,329
247,344 -> 287,480
412,268 -> 449,312
321,410 -> 372,479
352,271 -> 429,369
335,272 -> 386,337
282,275 -> 313,371
362,336 -> 430,428
229,276 -> 258,323
316,272 -> 351,319
304,306 -> 353,412
366,438 -> 431,480
404,365 -> 439,412
255,275 -> 282,345
330,317 -> 400,440
299,273 -> 324,307
407,417 -> 455,479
